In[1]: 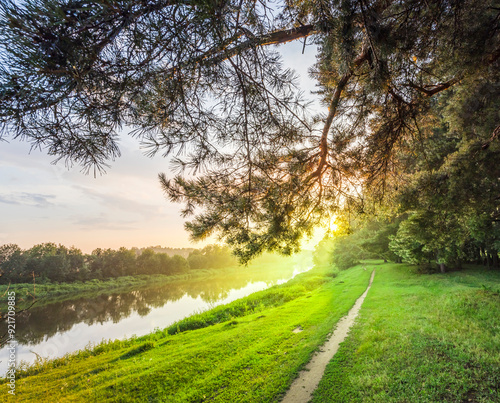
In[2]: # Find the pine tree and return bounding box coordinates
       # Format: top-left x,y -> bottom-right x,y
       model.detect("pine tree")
1,0 -> 498,261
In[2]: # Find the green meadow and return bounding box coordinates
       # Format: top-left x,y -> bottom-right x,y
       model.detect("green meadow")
3,262 -> 500,402
313,263 -> 500,403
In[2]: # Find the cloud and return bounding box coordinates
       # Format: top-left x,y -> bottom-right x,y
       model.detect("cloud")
0,192 -> 56,208
73,186 -> 163,219
71,214 -> 138,231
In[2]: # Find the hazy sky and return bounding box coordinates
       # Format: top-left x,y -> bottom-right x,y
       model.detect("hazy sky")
0,41 -> 323,253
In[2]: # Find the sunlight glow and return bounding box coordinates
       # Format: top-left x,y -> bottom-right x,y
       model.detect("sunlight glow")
302,215 -> 338,250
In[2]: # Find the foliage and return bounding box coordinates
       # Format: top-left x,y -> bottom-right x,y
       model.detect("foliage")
314,216 -> 402,270
383,72 -> 500,271
187,245 -> 237,270
334,237 -> 363,270
312,235 -> 337,270
328,70 -> 500,272
389,210 -> 469,271
0,242 -> 238,284
1,0 -> 498,261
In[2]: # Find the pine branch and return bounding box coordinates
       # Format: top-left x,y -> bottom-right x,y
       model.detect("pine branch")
309,47 -> 370,181
408,76 -> 462,96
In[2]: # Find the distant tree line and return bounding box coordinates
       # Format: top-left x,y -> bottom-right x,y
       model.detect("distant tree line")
134,246 -> 195,259
0,243 -> 237,284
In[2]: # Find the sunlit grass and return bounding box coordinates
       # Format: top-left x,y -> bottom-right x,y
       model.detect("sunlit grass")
312,264 -> 500,402
3,265 -> 372,402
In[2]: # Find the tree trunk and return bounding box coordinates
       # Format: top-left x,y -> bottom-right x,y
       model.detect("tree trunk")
439,263 -> 446,273
476,247 -> 482,265
492,251 -> 499,269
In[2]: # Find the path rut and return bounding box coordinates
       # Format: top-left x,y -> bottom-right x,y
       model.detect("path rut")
281,269 -> 376,403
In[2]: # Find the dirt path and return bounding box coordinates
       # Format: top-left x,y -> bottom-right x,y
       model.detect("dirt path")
281,269 -> 376,403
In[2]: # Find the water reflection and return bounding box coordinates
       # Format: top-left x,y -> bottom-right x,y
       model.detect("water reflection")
0,261 -> 311,373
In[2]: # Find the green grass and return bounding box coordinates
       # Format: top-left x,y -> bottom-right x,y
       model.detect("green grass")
165,270 -> 328,335
312,263 -> 500,403
4,262 -> 499,402
3,264 -> 372,402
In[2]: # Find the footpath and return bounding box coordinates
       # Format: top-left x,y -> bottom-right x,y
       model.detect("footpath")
281,269 -> 376,403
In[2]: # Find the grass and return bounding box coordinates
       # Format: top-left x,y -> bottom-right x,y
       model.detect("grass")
3,262 -> 499,402
2,264 -> 372,402
312,263 -> 500,403
165,269 -> 328,335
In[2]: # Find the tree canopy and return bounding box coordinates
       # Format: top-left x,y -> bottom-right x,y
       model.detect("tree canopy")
0,0 -> 498,261
0,242 -> 239,283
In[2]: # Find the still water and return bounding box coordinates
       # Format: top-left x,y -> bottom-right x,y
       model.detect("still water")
0,258 -> 312,374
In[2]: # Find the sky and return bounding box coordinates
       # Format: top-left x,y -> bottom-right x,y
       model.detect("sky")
0,41 -> 324,254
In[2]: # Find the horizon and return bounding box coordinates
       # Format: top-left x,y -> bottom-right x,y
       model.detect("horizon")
1,227 -> 325,255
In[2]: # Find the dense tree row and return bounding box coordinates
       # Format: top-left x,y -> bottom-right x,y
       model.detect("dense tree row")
134,246 -> 195,259
317,212 -> 499,274
0,243 -> 237,284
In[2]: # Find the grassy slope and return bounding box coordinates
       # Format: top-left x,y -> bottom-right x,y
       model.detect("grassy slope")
312,263 -> 500,403
5,265 -> 372,402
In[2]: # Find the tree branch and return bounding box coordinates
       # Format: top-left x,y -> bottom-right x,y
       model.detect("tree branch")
308,47 -> 370,181
482,124 -> 500,150
408,76 -> 461,96
165,24 -> 317,77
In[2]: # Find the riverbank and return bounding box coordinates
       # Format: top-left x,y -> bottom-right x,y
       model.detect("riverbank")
3,262 -> 500,401
0,273 -> 189,307
0,255 -> 311,310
